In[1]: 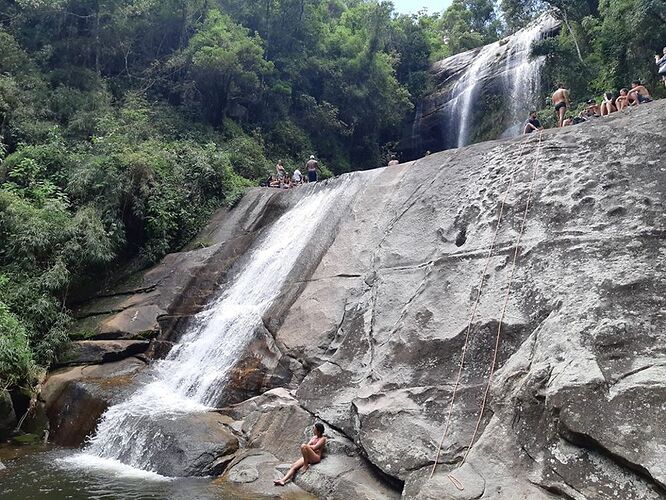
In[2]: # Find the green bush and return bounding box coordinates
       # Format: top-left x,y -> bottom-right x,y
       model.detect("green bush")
0,299 -> 35,389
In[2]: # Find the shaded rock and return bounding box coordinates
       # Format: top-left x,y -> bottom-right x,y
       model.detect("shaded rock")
41,357 -> 146,446
0,390 -> 16,440
56,340 -> 150,366
220,324 -> 299,406
70,188 -> 296,344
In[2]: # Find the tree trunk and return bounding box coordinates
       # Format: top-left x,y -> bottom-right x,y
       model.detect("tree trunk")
94,1 -> 101,75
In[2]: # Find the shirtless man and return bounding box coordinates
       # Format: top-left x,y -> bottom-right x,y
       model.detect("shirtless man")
305,155 -> 320,183
627,81 -> 652,106
552,83 -> 570,128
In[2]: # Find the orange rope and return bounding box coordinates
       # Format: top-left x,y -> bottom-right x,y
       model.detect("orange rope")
460,130 -> 544,468
429,135 -> 534,479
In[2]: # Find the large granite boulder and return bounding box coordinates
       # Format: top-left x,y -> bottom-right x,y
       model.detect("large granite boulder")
139,411 -> 239,477
41,357 -> 146,446
273,102 -> 665,497
50,99 -> 666,499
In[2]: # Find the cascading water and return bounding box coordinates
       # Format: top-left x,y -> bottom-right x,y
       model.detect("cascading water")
62,179 -> 356,476
409,13 -> 560,155
452,41 -> 501,148
501,16 -> 560,136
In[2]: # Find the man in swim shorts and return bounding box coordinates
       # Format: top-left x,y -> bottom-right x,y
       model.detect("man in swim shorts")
305,155 -> 320,183
627,81 -> 653,105
552,83 -> 570,128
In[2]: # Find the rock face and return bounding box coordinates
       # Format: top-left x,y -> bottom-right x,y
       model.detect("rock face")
56,340 -> 150,366
0,390 -> 16,440
51,101 -> 665,499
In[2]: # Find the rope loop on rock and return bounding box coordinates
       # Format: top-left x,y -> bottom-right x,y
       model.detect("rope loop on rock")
429,131 -> 544,483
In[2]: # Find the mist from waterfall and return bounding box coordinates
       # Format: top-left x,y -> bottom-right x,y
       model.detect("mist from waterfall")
62,180 -> 355,475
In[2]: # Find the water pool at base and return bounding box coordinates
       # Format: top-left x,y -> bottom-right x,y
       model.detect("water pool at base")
0,446 -> 274,500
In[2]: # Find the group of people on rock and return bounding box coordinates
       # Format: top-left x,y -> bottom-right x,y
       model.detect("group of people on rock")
264,155 -> 322,189
526,80 -> 656,134
525,47 -> 665,134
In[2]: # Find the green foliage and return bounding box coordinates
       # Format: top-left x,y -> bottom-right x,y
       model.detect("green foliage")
174,10 -> 273,126
439,0 -> 502,54
0,299 -> 35,389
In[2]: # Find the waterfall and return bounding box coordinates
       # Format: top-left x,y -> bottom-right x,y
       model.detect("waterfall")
408,13 -> 560,155
501,17 -> 558,137
63,179 -> 357,475
453,42 -> 501,148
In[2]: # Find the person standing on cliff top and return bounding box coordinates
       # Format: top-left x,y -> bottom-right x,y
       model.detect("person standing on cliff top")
305,155 -> 320,183
552,83 -> 570,128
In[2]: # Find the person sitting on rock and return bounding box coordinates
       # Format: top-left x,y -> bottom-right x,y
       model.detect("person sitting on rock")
581,99 -> 601,118
600,92 -> 616,116
615,88 -> 630,111
523,111 -> 543,134
274,423 -> 327,486
627,81 -> 653,106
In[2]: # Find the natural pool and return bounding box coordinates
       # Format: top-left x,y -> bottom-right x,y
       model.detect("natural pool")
0,446 -> 278,500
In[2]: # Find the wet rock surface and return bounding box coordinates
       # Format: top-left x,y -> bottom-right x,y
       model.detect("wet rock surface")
141,412 -> 239,477
47,100 -> 666,498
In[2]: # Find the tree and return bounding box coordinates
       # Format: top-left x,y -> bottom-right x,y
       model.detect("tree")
174,9 -> 273,126
439,0 -> 502,55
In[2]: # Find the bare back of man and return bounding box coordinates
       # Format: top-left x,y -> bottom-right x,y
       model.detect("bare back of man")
552,86 -> 570,128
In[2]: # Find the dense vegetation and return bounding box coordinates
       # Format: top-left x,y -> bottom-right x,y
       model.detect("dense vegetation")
0,0 -> 664,391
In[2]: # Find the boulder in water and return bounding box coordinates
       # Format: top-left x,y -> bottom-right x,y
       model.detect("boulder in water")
41,357 -> 146,446
140,411 -> 239,477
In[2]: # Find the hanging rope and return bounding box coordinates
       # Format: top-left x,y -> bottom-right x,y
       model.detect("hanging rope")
459,131 -> 543,470
429,134 -> 535,479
